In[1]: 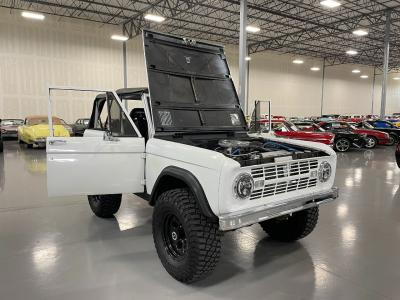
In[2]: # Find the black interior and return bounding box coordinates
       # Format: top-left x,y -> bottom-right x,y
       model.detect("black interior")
130,108 -> 149,140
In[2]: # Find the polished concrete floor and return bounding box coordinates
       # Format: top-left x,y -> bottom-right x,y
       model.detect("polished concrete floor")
1,140 -> 400,300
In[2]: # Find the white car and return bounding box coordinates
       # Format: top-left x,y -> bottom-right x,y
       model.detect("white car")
46,30 -> 338,283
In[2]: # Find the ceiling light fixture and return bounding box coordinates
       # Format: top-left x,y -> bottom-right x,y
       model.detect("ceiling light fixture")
310,67 -> 321,71
245,56 -> 251,61
111,34 -> 129,41
246,25 -> 260,33
393,77 -> 400,80
352,69 -> 361,73
21,11 -> 45,20
360,75 -> 369,79
352,29 -> 368,36
320,0 -> 341,8
144,14 -> 165,23
293,59 -> 304,64
346,50 -> 358,55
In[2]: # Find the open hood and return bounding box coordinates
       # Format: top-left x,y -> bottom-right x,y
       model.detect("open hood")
142,30 -> 247,134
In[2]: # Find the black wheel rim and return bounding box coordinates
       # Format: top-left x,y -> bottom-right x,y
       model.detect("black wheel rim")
162,214 -> 187,259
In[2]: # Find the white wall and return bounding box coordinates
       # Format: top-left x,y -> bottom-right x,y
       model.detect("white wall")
1,7 -> 400,122
0,8 -> 123,123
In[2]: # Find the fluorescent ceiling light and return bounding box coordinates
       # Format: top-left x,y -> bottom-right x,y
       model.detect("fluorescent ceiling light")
21,11 -> 45,20
393,77 -> 400,80
310,67 -> 320,71
360,75 -> 369,79
320,0 -> 341,8
346,50 -> 358,55
353,29 -> 368,36
292,59 -> 304,64
245,56 -> 251,61
144,14 -> 165,23
352,69 -> 361,73
246,25 -> 260,33
111,34 -> 129,41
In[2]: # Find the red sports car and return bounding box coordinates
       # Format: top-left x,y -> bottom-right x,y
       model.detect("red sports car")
258,120 -> 335,145
320,121 -> 390,148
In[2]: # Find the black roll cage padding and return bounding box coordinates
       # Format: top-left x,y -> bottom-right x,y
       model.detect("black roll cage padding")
150,166 -> 217,220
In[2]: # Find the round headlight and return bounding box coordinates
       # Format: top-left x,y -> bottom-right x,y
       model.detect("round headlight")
233,173 -> 254,199
318,161 -> 332,182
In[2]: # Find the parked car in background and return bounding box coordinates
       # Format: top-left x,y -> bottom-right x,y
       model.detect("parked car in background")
18,115 -> 70,148
72,118 -> 90,136
320,114 -> 340,122
321,121 -> 390,148
0,125 -> 3,153
60,119 -> 74,136
396,141 -> 400,167
318,121 -> 367,152
339,115 -> 364,123
356,120 -> 400,146
254,119 -> 335,145
0,119 -> 24,139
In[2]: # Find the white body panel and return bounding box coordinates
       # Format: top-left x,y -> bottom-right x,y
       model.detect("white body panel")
47,136 -> 145,196
145,135 -> 336,217
145,138 -> 229,215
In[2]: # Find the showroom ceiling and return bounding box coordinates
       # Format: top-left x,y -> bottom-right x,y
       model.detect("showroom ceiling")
2,0 -> 400,69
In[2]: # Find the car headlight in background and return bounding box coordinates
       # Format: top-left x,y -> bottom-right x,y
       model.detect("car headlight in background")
233,173 -> 254,199
318,161 -> 332,182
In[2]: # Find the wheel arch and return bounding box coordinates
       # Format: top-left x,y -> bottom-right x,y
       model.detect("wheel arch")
150,166 -> 217,220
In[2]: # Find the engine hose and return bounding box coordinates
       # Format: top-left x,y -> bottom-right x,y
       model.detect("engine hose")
263,141 -> 298,152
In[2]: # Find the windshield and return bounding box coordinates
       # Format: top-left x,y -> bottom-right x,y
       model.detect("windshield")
284,121 -> 298,131
1,119 -> 23,126
364,122 -> 374,129
27,117 -> 62,126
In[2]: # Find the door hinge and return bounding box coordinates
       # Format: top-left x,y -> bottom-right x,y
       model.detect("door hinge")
141,179 -> 146,185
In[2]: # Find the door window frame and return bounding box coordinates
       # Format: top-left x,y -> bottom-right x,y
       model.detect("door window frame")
47,87 -> 142,138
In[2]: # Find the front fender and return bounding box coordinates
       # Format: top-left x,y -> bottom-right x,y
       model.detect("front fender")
150,166 -> 217,220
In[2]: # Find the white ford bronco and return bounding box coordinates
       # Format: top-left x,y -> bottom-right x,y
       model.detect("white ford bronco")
47,30 -> 338,283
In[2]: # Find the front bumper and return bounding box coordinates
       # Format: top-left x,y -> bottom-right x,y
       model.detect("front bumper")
1,131 -> 17,138
219,187 -> 339,231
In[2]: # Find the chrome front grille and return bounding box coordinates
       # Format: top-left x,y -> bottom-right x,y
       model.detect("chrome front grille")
250,159 -> 319,200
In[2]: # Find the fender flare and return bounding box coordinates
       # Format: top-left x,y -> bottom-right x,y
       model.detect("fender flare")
150,166 -> 217,220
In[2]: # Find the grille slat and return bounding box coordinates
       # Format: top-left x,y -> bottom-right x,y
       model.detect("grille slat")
250,159 -> 319,200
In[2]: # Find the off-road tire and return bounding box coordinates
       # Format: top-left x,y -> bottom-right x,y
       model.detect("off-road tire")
388,134 -> 397,146
27,144 -> 33,149
364,136 -> 377,149
334,138 -> 351,152
259,207 -> 319,242
153,188 -> 222,283
88,194 -> 122,218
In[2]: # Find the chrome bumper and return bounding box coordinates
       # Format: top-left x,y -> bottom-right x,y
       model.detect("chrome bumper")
219,187 -> 339,231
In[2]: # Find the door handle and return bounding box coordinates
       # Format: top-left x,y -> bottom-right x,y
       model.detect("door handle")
49,140 -> 67,145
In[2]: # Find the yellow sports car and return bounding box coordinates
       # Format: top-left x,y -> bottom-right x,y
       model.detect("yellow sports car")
18,115 -> 70,148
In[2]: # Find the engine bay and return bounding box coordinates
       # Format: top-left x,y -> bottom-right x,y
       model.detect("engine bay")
166,134 -> 329,166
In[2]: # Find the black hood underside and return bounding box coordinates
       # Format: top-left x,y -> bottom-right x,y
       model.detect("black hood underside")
142,30 -> 247,135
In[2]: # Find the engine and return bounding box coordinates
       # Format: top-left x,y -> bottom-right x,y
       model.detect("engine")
211,139 -> 325,166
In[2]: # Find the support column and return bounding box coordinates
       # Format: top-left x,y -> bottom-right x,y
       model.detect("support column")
123,41 -> 128,89
371,67 -> 376,115
320,58 -> 326,116
238,0 -> 248,114
380,10 -> 391,118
